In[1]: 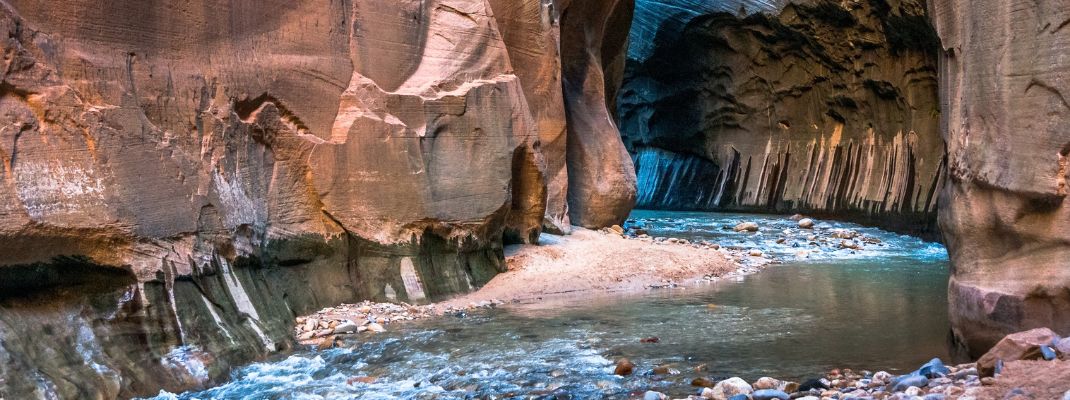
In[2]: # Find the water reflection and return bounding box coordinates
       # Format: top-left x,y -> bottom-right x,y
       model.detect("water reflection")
152,212 -> 950,400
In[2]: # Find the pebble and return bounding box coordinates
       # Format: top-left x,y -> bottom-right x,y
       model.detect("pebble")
891,375 -> 929,392
652,365 -> 679,375
643,391 -> 667,400
1041,345 -> 1057,360
752,389 -> 790,400
798,378 -> 830,392
332,321 -> 361,334
366,323 -> 385,333
692,377 -> 715,387
753,377 -> 780,390
734,222 -> 760,232
710,377 -> 753,399
798,218 -> 814,229
614,358 -> 635,376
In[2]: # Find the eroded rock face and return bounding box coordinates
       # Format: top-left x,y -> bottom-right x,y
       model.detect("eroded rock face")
0,0 -> 634,397
619,0 -> 945,236
561,0 -> 640,228
931,0 -> 1070,357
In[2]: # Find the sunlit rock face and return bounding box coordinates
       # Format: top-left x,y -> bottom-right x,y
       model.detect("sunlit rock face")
619,0 -> 945,236
0,0 -> 634,397
931,0 -> 1070,357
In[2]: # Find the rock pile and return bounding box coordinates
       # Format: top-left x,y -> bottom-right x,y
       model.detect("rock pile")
614,216 -> 886,269
294,300 -> 504,347
643,360 -> 983,399
641,328 -> 1070,399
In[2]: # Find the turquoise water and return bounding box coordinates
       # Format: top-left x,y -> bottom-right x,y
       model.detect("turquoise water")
151,211 -> 949,400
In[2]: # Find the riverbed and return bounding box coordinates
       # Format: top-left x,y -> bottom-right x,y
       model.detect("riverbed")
149,211 -> 950,399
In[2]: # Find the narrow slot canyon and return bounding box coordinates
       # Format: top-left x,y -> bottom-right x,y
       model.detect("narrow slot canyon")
0,0 -> 1068,399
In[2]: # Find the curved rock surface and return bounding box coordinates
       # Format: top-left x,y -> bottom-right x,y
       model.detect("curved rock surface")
0,0 -> 635,397
931,0 -> 1070,357
619,0 -> 945,236
561,0 -> 640,228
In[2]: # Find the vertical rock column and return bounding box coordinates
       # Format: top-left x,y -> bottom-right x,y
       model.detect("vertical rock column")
488,0 -> 571,235
560,0 -> 639,228
931,0 -> 1070,356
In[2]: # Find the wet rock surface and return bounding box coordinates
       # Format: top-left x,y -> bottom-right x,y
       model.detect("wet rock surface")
620,0 -> 944,237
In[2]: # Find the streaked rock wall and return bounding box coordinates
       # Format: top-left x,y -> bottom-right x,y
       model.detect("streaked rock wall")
0,0 -> 635,397
620,0 -> 945,236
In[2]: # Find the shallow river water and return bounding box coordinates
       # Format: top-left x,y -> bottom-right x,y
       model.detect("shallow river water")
152,211 -> 950,400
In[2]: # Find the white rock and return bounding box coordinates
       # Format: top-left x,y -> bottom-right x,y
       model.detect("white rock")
642,391 -> 667,400
333,320 -> 361,334
709,377 -> 753,400
734,222 -> 759,232
366,323 -> 386,333
798,218 -> 814,229
753,377 -> 780,390
873,371 -> 893,382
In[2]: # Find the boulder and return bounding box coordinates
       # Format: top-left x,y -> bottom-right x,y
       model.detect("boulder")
797,219 -> 815,229
977,328 -> 1060,377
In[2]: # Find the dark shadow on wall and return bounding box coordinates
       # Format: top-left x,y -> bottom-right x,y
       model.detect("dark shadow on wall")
618,0 -> 946,239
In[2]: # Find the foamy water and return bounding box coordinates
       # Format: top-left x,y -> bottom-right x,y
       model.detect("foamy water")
148,212 -> 949,400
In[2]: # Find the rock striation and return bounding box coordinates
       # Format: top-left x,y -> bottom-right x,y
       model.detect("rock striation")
619,0 -> 945,236
0,0 -> 635,397
931,0 -> 1070,357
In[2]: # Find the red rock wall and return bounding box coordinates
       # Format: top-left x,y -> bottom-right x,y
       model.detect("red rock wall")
0,0 -> 635,397
931,0 -> 1070,357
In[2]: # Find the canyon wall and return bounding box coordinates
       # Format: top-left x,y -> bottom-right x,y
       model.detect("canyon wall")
931,0 -> 1070,357
619,0 -> 945,236
0,0 -> 635,398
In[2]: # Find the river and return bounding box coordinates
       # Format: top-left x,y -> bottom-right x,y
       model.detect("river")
150,211 -> 950,400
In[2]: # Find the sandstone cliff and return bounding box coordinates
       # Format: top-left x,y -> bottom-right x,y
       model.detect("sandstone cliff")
0,0 -> 635,397
619,0 -> 945,236
931,0 -> 1070,357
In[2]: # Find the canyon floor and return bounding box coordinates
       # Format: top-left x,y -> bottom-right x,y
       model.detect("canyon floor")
215,214 -> 1067,400
297,227 -> 748,340
440,227 -> 742,307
